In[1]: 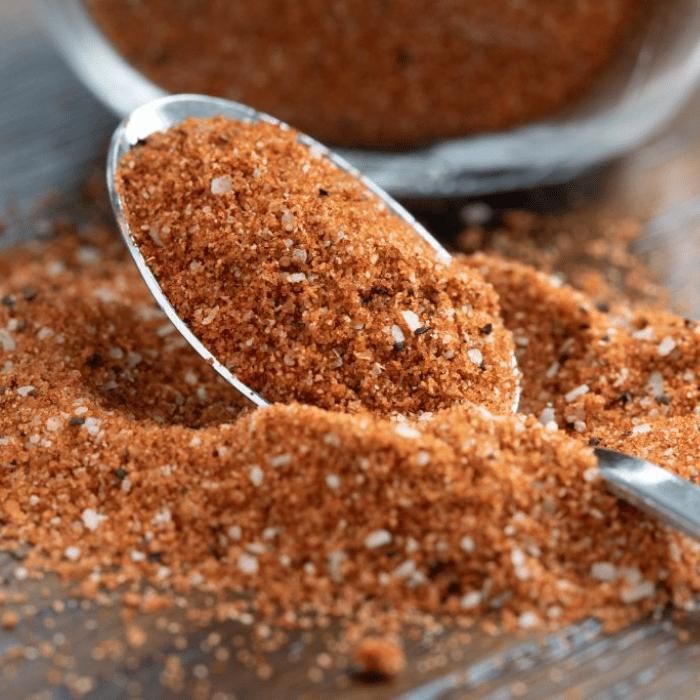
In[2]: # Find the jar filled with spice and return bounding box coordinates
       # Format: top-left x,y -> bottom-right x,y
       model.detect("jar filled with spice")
37,0 -> 700,196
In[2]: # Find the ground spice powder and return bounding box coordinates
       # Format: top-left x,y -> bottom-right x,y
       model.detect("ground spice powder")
1,119 -> 699,687
1,224 -> 698,641
87,0 -> 644,148
115,117 -> 518,416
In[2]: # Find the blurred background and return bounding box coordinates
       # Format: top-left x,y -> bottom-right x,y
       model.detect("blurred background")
2,2 -> 699,316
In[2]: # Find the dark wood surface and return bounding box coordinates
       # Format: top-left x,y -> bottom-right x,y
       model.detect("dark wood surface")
1,3 -> 700,698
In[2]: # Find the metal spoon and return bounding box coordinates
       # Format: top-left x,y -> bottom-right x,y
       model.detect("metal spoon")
106,94 -> 700,542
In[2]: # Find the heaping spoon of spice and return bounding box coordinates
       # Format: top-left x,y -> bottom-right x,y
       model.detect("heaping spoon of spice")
106,94 -> 700,542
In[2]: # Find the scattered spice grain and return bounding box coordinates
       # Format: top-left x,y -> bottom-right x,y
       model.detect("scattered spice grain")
87,0 -> 644,147
457,208 -> 668,310
353,636 -> 406,680
115,116 -> 518,415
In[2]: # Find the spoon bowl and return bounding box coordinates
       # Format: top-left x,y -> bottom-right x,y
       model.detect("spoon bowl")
107,93 -> 452,410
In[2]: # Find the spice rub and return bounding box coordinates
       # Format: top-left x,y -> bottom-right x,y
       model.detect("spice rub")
88,0 -> 644,147
1,229 -> 699,633
115,117 -> 518,415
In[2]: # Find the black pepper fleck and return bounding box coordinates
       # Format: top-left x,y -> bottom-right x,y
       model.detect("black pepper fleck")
86,353 -> 104,369
21,287 -> 38,302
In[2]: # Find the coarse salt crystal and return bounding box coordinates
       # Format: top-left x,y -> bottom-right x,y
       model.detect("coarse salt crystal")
415,450 -> 431,467
325,474 -> 340,490
467,348 -> 483,366
632,326 -> 655,341
364,529 -> 392,549
631,423 -> 652,436
393,560 -> 416,579
81,508 -> 106,531
564,384 -> 589,403
127,352 -> 142,368
460,536 -> 475,553
64,546 -> 81,561
400,310 -> 421,333
460,591 -> 482,610
394,423 -> 420,439
545,362 -> 560,379
130,550 -> 146,562
0,329 -> 16,352
227,525 -> 242,541
238,553 -> 259,575
45,416 -> 62,432
405,538 -> 419,553
391,324 -> 405,347
620,580 -> 655,603
77,246 -> 101,263
287,272 -> 306,283
327,550 -> 347,582
518,612 -> 540,629
583,467 -> 600,483
17,385 -> 36,397
280,210 -> 295,231
657,336 -> 676,357
591,562 -> 617,581
210,175 -> 232,195
249,466 -> 264,487
646,371 -> 665,398
538,406 -> 556,428
268,453 -> 291,468
511,548 -> 526,568
152,508 -> 171,525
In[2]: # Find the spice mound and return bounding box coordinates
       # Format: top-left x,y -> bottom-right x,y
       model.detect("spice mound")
0,226 -> 698,643
116,117 -> 518,415
88,0 -> 644,147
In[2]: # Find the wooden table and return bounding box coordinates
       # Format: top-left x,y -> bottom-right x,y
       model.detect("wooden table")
1,3 -> 699,698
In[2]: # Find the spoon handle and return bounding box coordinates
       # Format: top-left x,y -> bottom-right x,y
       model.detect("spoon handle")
596,447 -> 700,542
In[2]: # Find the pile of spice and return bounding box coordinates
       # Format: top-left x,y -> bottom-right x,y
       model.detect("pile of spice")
115,117 -> 518,415
1,119 -> 699,688
87,0 -> 644,147
456,207 -> 668,310
1,222 -> 698,642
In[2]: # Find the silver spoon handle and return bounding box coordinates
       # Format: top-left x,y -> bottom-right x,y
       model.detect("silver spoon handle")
596,447 -> 700,542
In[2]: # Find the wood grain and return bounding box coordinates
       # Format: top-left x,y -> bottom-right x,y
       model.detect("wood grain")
1,3 -> 699,698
